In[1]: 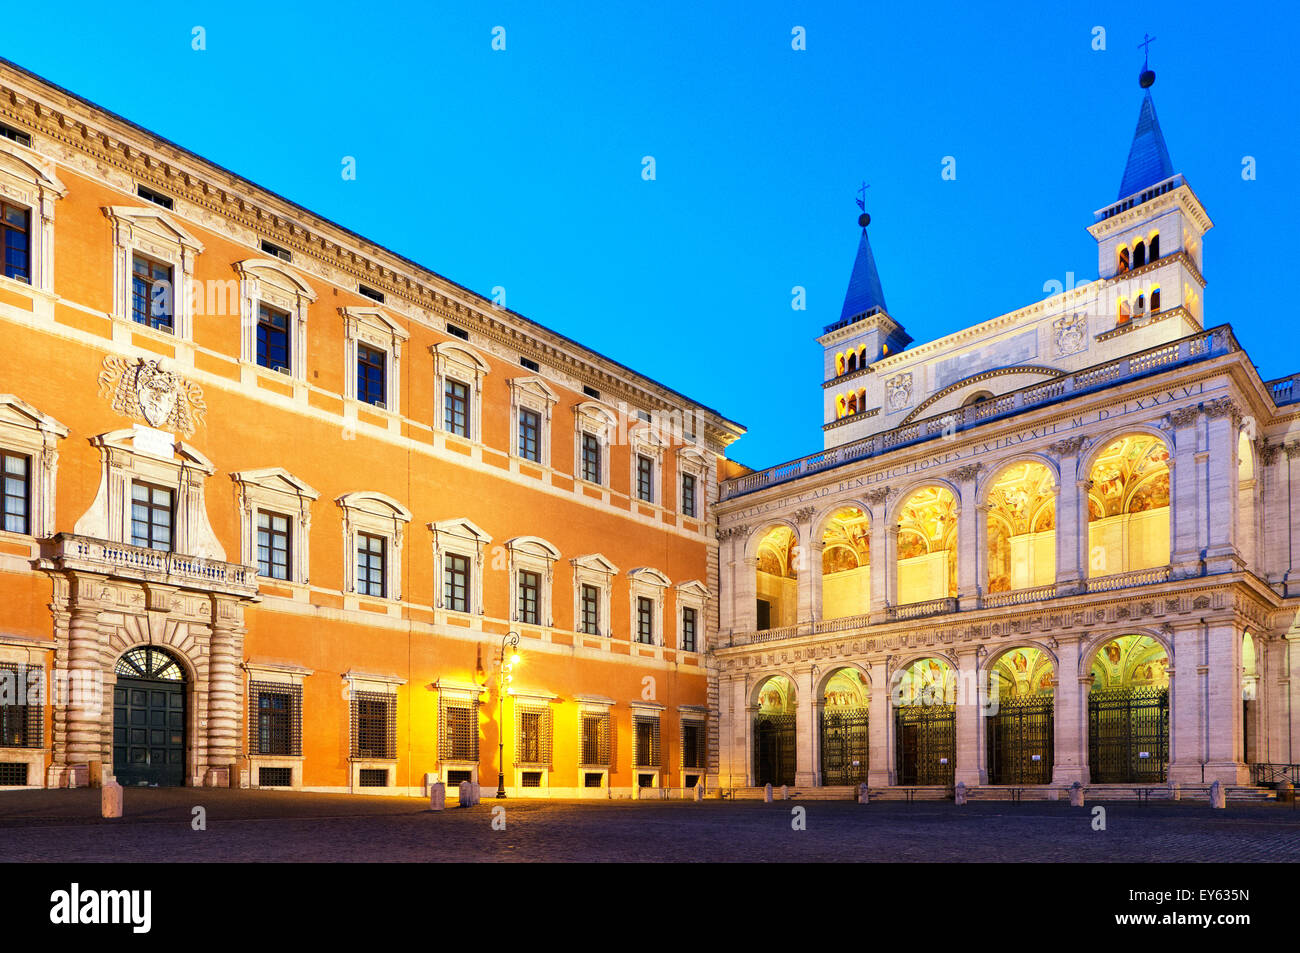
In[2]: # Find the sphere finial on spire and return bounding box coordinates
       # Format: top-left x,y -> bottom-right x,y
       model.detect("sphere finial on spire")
856,181 -> 871,228
1138,33 -> 1156,88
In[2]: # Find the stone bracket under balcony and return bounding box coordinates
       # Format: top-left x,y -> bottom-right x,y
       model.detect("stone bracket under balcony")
38,533 -> 260,600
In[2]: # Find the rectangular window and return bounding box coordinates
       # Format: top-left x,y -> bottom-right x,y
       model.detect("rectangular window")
0,663 -> 40,747
518,408 -> 541,462
444,379 -> 469,436
515,705 -> 552,766
681,606 -> 698,652
581,432 -> 601,484
248,682 -> 302,757
355,531 -> 386,597
682,721 -> 705,770
439,697 -> 479,761
0,123 -> 31,148
130,481 -> 173,552
1,451 -> 29,535
580,584 -> 601,635
681,472 -> 697,518
517,569 -> 540,625
256,303 -> 291,372
636,454 -> 654,502
131,254 -> 174,331
444,553 -> 470,613
356,343 -> 386,407
580,711 -> 610,766
634,715 -> 661,768
260,239 -> 292,262
351,691 -> 396,759
1,201 -> 30,283
636,596 -> 654,645
256,510 -> 291,580
136,185 -> 174,210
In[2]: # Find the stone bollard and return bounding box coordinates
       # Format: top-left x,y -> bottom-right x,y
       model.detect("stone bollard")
458,780 -> 472,807
1069,781 -> 1084,807
101,779 -> 123,819
858,783 -> 869,805
1209,780 -> 1226,810
780,784 -> 789,801
694,784 -> 704,802
470,781 -> 481,806
764,783 -> 773,803
1168,781 -> 1181,802
428,782 -> 446,812
1276,781 -> 1294,804
954,781 -> 967,806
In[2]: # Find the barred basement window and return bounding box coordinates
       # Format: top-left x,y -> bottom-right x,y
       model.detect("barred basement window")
350,691 -> 396,759
0,663 -> 41,747
446,769 -> 473,786
638,773 -> 654,787
583,772 -> 604,788
521,771 -> 542,788
514,704 -> 552,766
258,766 -> 292,787
0,763 -> 27,785
634,715 -> 661,768
580,711 -> 611,766
684,773 -> 700,789
248,681 -> 302,756
439,696 -> 479,761
681,721 -> 706,770
358,768 -> 389,787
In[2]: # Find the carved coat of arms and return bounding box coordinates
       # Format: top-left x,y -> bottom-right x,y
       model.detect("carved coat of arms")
1053,313 -> 1087,357
98,357 -> 207,435
886,373 -> 912,411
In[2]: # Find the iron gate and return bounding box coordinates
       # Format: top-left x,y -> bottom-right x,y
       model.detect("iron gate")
820,707 -> 868,786
754,714 -> 796,787
895,705 -> 955,786
986,695 -> 1053,785
1088,687 -> 1168,783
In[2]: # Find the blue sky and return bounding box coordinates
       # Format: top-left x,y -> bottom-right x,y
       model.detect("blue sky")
4,1 -> 1297,466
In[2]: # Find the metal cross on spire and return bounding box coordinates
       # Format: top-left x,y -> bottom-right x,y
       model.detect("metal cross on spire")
1138,33 -> 1157,70
856,181 -> 870,212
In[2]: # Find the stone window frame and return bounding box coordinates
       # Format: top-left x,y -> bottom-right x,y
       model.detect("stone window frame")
676,445 -> 711,521
433,678 -> 482,785
573,400 -> 617,488
629,425 -> 668,506
0,139 -> 66,294
626,566 -> 671,647
343,669 -> 405,789
508,375 -> 558,466
0,395 -> 66,540
244,659 -> 313,790
630,701 -> 666,780
505,535 -> 561,628
103,205 -> 205,340
341,306 -> 408,412
337,491 -> 412,602
74,429 -> 225,559
431,342 -> 490,443
430,518 -> 492,617
674,579 -> 709,653
678,705 -> 709,778
233,259 -> 317,380
571,552 -> 619,637
231,468 -> 319,585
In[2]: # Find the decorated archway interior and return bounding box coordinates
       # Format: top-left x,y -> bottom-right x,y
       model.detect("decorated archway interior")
820,668 -> 869,786
986,462 -> 1056,593
755,526 -> 798,630
1089,634 -> 1169,690
896,486 -> 958,603
754,675 -> 796,787
1087,633 -> 1169,784
821,506 -> 870,620
1242,631 -> 1259,763
989,646 -> 1055,700
756,675 -> 795,715
115,645 -> 185,681
893,656 -> 956,707
987,647 -> 1055,785
1086,434 -> 1170,577
893,657 -> 956,785
1237,431 -> 1257,567
823,668 -> 869,708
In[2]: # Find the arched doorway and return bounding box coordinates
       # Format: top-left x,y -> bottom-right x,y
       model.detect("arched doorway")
1086,434 -> 1170,578
821,506 -> 870,620
753,675 -> 796,786
896,487 -> 958,604
985,462 -> 1056,594
986,647 -> 1055,784
820,668 -> 869,785
113,646 -> 187,787
1242,631 -> 1258,764
1087,635 -> 1169,783
893,658 -> 956,785
754,526 -> 798,630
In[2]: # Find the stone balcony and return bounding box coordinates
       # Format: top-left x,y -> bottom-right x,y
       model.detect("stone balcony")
40,533 -> 260,599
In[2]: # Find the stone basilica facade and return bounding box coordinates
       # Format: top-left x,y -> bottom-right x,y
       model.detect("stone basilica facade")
707,74 -> 1300,795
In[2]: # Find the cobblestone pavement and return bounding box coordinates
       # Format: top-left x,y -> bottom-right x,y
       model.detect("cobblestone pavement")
1,789 -> 1298,862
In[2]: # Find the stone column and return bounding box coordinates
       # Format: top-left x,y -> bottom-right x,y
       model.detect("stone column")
1203,399 -> 1243,574
794,665 -> 816,787
794,507 -> 817,625
1287,636 -> 1300,765
736,555 -> 758,634
952,465 -> 982,609
1168,622 -> 1206,785
1285,444 -> 1300,596
1049,437 -> 1087,595
953,648 -> 982,786
867,657 -> 891,786
1168,406 -> 1202,579
867,487 -> 890,623
204,597 -> 246,786
1051,637 -> 1087,784
1204,620 -> 1247,784
64,583 -> 108,787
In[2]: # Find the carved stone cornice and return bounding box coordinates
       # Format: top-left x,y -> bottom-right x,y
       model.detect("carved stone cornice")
1202,397 -> 1241,426
1047,436 -> 1088,458
1283,442 -> 1300,461
716,524 -> 750,541
948,463 -> 983,484
865,486 -> 891,507
1167,406 -> 1200,429
1255,438 -> 1280,467
793,506 -> 817,524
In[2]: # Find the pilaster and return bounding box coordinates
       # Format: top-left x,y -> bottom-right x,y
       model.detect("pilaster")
1050,637 -> 1087,784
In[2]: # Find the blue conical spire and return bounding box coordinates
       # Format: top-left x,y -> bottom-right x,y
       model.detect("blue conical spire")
839,226 -> 887,322
1117,89 -> 1175,200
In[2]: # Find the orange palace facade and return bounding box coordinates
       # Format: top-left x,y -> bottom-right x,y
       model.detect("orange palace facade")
0,61 -> 745,796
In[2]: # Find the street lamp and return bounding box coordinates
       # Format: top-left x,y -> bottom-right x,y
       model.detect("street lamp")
496,631 -> 521,798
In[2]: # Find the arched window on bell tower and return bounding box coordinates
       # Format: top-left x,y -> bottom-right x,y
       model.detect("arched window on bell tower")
1117,246 -> 1130,273
1132,240 -> 1146,268
1148,232 -> 1159,261
1150,286 -> 1161,312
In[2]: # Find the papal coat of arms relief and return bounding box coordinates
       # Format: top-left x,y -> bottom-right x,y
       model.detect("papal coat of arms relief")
1053,312 -> 1087,357
886,373 -> 912,411
98,356 -> 207,436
